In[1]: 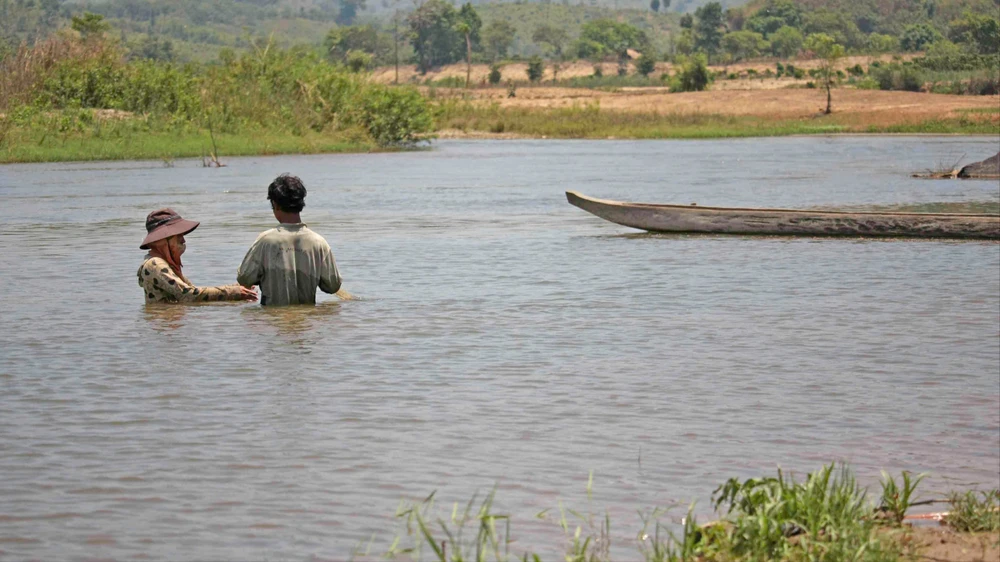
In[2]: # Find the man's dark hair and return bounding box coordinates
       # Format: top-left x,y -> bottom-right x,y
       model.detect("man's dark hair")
268,174 -> 307,213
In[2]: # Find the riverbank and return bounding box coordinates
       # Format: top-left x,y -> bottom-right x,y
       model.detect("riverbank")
430,88 -> 1000,139
377,465 -> 1000,562
3,89 -> 997,164
0,128 -> 374,164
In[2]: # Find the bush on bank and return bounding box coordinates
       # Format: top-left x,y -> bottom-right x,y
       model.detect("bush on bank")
0,32 -> 432,150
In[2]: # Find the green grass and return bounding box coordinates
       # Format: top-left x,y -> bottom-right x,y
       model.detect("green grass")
958,107 -> 1000,115
434,99 -> 999,141
0,127 -> 373,164
439,101 -> 997,140
556,74 -> 666,89
878,471 -> 928,527
865,119 -> 1000,135
945,490 -> 1000,533
377,464 -> 991,562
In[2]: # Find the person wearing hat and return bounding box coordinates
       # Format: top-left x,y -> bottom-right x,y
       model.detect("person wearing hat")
137,209 -> 258,304
237,174 -> 343,306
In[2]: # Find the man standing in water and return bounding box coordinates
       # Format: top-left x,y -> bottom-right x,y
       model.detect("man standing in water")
237,174 -> 343,306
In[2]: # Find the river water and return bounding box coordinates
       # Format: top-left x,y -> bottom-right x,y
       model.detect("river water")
1,137 -> 998,561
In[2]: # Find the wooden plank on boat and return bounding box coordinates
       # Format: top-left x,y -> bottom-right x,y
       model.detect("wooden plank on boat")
566,191 -> 1000,240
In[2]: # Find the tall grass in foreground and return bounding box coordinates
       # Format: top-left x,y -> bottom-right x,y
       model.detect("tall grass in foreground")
374,463 -> 998,562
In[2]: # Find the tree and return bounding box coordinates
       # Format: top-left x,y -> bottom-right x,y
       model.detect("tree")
769,25 -> 803,58
804,33 -> 844,114
336,0 -> 366,26
948,11 -> 1000,55
488,63 -> 502,84
694,2 -> 724,56
133,36 -> 175,61
346,49 -> 373,72
669,53 -> 710,92
325,25 -> 381,63
575,18 -> 648,73
722,30 -> 768,61
635,52 -> 656,76
454,4 -> 482,88
744,0 -> 801,37
71,12 -> 110,40
900,23 -> 943,51
675,28 -> 695,55
650,0 -> 659,13
803,9 -> 862,49
408,0 -> 463,73
533,24 -> 569,58
482,20 -> 515,61
455,21 -> 472,88
457,3 -> 482,52
866,33 -> 898,54
725,7 -> 746,31
526,56 -> 544,82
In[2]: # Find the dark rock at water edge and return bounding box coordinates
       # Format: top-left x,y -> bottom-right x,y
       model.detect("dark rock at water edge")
958,152 -> 1000,179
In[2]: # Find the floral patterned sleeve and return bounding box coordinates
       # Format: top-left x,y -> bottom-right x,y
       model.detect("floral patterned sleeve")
138,258 -> 243,304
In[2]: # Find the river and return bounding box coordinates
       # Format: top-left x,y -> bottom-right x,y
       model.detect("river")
1,137 -> 998,561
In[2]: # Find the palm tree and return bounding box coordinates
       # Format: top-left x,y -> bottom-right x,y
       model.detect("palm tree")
455,21 -> 472,89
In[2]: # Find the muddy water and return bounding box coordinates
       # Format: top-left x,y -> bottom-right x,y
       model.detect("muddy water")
1,137 -> 998,561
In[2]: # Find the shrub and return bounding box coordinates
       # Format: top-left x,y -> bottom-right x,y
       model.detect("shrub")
711,464 -> 899,562
775,61 -> 785,77
870,63 -> 926,92
901,23 -> 943,52
355,84 -> 432,146
855,76 -> 879,90
345,50 -> 373,72
668,53 -> 710,92
487,63 -> 502,84
916,51 -> 1000,72
635,53 -> 656,77
945,490 -> 1000,532
526,56 -> 544,82
847,63 -> 865,76
785,64 -> 805,79
878,471 -> 926,526
966,74 -> 1000,95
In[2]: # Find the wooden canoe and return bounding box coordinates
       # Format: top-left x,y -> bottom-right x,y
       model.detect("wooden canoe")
566,191 -> 1000,240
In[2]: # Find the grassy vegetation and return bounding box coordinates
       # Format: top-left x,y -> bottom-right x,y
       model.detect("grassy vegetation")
945,490 -> 1000,533
432,100 -> 997,140
0,125 -> 372,164
374,464 -> 999,562
0,31 -> 433,164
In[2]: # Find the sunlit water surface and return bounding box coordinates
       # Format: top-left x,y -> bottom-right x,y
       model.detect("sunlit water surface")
1,137 -> 998,561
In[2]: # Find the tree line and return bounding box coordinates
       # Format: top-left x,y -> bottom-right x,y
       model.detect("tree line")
323,0 -> 998,75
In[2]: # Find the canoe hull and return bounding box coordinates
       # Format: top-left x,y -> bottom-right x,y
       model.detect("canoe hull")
566,191 -> 1000,240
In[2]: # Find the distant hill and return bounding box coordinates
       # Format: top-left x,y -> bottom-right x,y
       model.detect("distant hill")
1,0 -> 716,61
2,0 -> 994,63
736,0 -> 997,34
473,4 -> 680,56
389,0 -> 751,14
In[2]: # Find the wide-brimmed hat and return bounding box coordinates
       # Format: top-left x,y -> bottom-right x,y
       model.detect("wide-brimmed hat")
140,208 -> 200,249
